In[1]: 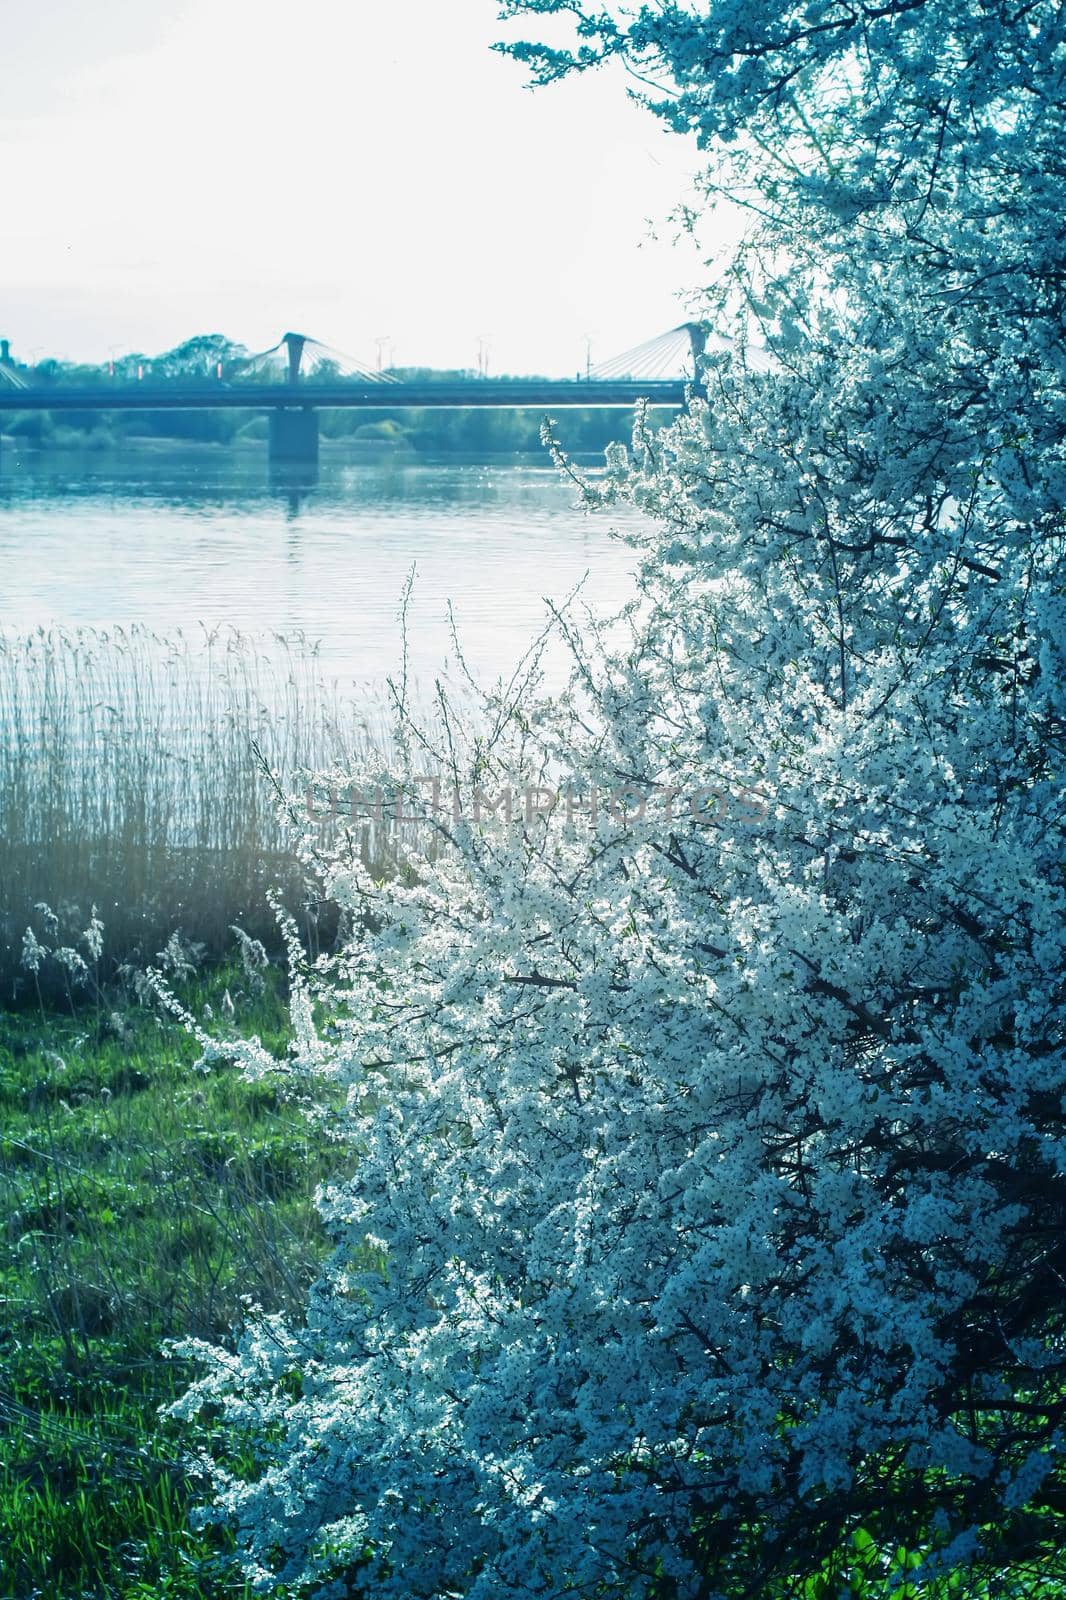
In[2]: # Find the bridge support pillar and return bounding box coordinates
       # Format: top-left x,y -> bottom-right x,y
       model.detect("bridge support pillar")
269,407 -> 318,466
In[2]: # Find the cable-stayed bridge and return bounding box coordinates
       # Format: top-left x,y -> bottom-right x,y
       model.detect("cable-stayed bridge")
0,326 -> 708,465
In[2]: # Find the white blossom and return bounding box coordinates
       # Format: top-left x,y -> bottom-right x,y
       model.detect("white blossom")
170,3 -> 1066,1594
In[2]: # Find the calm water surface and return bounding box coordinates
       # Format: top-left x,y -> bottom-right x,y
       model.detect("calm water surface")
0,443 -> 641,693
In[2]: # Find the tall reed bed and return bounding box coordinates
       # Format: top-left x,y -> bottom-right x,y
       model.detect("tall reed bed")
0,625 -> 394,994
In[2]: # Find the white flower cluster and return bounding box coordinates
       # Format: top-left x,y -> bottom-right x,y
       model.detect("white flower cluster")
170,3 -> 1066,1594
19,900 -> 103,985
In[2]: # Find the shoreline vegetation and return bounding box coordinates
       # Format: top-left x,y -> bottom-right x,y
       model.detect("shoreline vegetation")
0,408 -> 668,457
0,626 -> 411,1001
0,340 -> 674,458
0,952 -> 332,1599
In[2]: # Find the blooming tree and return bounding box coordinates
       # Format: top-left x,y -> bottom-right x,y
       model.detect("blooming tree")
171,3 -> 1066,1594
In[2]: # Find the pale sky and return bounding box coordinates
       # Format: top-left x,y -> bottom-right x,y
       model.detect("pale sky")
0,0 -> 725,377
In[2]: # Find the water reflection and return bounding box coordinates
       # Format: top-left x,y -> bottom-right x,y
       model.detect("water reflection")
268,459 -> 320,516
0,443 -> 642,689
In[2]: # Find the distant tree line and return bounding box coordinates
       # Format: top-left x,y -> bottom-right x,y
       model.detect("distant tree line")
0,337 -> 672,457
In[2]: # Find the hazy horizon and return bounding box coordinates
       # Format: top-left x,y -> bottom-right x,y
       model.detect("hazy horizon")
1,0 -> 728,378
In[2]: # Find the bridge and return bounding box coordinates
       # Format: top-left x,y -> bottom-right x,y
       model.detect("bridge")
0,326 -> 709,466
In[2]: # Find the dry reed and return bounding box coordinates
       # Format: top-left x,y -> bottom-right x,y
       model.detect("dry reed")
0,625 -> 395,993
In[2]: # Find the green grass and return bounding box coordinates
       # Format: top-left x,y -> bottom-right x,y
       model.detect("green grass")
4,964 -> 1062,1599
0,960 -> 340,1599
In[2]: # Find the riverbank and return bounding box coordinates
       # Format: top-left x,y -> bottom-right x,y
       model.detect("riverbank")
0,428 -> 606,468
0,959 -> 335,1599
0,626 -> 398,996
0,399 -> 667,460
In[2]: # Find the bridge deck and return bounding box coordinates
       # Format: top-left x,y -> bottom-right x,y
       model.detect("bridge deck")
0,380 -> 689,412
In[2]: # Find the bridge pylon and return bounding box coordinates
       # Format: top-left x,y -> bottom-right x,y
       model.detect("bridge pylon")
267,333 -> 318,465
269,405 -> 319,466
282,332 -> 306,385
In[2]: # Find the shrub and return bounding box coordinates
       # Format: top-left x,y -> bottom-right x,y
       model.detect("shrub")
352,419 -> 411,444
171,4 -> 1066,1595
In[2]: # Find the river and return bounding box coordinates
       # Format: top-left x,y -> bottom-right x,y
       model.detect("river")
0,441 -> 641,695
